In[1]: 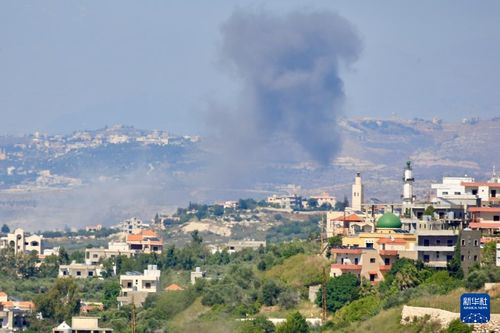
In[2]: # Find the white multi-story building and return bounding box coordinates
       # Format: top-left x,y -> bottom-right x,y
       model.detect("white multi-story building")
85,242 -> 134,265
431,176 -> 475,199
117,265 -> 161,306
58,262 -> 103,279
119,217 -> 148,235
0,228 -> 43,255
266,195 -> 302,209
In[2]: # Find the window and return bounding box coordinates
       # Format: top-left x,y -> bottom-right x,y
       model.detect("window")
492,189 -> 497,198
455,192 -> 461,195
145,282 -> 151,289
370,274 -> 376,282
436,252 -> 440,259
423,255 -> 430,263
447,255 -> 453,262
370,258 -> 376,263
424,239 -> 430,246
474,255 -> 478,261
127,282 -> 132,288
384,258 -> 390,265
76,271 -> 81,276
354,258 -> 359,265
472,189 -> 478,195
88,271 -> 93,277
447,239 -> 453,246
436,240 -> 441,245
462,239 -> 465,246
494,216 -> 500,222
366,243 -> 374,249
442,191 -> 449,195
461,255 -> 464,262
474,240 -> 479,246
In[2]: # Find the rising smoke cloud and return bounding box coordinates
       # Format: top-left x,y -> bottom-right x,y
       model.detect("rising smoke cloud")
212,9 -> 362,168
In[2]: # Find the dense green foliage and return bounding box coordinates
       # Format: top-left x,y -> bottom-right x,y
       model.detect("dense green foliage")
275,312 -> 309,333
317,273 -> 360,312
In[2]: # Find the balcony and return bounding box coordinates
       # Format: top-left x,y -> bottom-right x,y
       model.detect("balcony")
416,245 -> 455,252
331,263 -> 362,271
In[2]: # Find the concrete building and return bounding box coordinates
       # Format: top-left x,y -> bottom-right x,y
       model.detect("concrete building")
85,242 -> 133,265
117,265 -> 160,307
305,192 -> 337,209
326,212 -> 374,237
0,294 -> 34,332
351,173 -> 364,211
469,207 -> 500,234
126,230 -> 163,254
459,229 -> 481,275
59,262 -> 103,278
330,248 -> 393,284
431,176 -> 476,201
226,240 -> 266,253
190,267 -> 206,285
120,217 -> 148,235
53,317 -> 112,333
341,213 -> 417,260
266,194 -> 302,210
0,228 -> 43,255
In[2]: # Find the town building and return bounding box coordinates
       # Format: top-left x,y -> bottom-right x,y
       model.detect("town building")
119,217 -> 148,235
330,248 -> 393,284
266,194 -> 302,210
459,229 -> 481,275
351,173 -> 364,211
85,242 -> 134,265
53,317 -> 113,333
85,224 -> 103,232
326,212 -> 374,237
126,230 -> 163,254
190,267 -> 206,285
164,284 -> 184,292
0,228 -> 43,255
0,293 -> 34,332
340,213 -> 417,260
80,301 -> 104,314
469,207 -> 500,234
226,240 -> 266,253
117,265 -> 160,307
59,262 -> 103,279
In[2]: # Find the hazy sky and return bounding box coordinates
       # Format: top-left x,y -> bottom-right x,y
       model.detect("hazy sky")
1,1 -> 500,135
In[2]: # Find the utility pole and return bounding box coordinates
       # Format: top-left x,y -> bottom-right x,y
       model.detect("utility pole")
322,266 -> 327,323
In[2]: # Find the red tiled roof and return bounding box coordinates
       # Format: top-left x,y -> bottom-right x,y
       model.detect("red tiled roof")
469,222 -> 500,230
469,207 -> 500,213
368,271 -> 379,275
331,248 -> 362,255
379,250 -> 398,256
378,238 -> 407,244
332,214 -> 363,222
462,182 -> 500,187
0,301 -> 35,311
165,283 -> 184,291
331,264 -> 362,271
380,265 -> 392,271
481,237 -> 500,244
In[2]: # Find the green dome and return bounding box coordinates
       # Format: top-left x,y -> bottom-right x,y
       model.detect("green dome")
376,213 -> 402,229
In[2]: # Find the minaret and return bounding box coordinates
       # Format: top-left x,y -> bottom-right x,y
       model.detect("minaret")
402,161 -> 415,205
352,172 -> 364,211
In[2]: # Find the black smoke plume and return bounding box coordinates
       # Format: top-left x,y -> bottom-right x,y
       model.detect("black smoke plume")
212,9 -> 362,169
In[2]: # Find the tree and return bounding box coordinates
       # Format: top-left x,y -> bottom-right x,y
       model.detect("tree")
481,241 -> 496,267
278,288 -> 299,310
261,280 -> 281,306
58,247 -> 70,265
445,319 -> 472,333
102,280 -> 121,309
448,237 -> 464,279
1,224 -> 10,234
276,312 -> 309,333
424,205 -> 435,217
317,273 -> 360,312
213,204 -> 225,217
191,230 -> 203,245
307,198 -> 318,209
35,278 -> 80,322
239,315 -> 275,333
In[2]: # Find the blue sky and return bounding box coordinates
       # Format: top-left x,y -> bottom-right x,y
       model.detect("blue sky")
1,1 -> 500,135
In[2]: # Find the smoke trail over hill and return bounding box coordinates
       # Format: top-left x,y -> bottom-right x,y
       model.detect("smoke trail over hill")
214,10 -> 362,166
